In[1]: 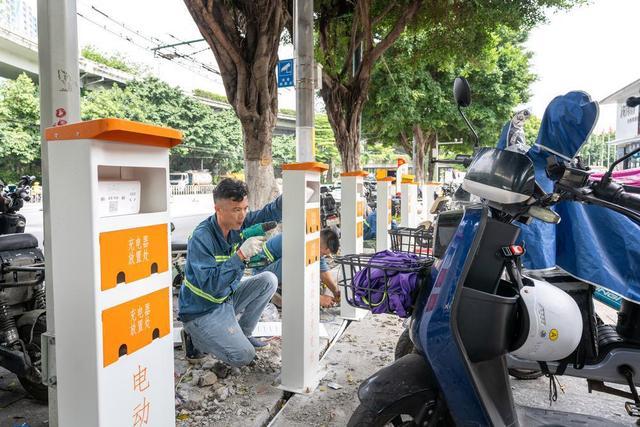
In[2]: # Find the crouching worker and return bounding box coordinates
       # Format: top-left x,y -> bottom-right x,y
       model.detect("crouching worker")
258,228 -> 341,307
178,178 -> 281,367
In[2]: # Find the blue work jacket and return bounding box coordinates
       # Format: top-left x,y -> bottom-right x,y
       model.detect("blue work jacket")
178,196 -> 282,321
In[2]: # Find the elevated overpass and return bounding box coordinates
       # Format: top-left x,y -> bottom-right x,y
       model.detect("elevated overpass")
0,24 -> 295,135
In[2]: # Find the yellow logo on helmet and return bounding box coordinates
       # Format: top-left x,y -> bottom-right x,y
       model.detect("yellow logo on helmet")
549,329 -> 559,341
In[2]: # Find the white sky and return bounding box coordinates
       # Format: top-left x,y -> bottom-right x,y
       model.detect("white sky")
525,0 -> 640,132
25,0 -> 639,132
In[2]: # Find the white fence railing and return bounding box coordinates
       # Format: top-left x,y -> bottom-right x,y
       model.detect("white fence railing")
170,184 -> 216,196
25,185 -> 215,202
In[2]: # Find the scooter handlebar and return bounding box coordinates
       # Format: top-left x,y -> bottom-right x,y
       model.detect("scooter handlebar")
618,191 -> 640,212
592,178 -> 640,212
432,157 -> 473,167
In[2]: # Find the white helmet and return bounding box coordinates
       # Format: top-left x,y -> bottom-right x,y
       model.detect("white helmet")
510,278 -> 582,362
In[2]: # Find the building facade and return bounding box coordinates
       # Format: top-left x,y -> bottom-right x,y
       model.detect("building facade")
0,0 -> 37,41
601,78 -> 640,170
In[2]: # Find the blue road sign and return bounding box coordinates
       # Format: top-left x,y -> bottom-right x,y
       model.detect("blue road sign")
278,59 -> 294,88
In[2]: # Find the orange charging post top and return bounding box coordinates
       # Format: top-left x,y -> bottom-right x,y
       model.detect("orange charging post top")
45,118 -> 182,149
282,162 -> 329,172
340,170 -> 369,177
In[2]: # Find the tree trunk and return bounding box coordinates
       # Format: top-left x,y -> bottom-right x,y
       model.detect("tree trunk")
413,125 -> 426,184
425,131 -> 437,181
317,0 -> 423,173
398,131 -> 412,156
321,79 -> 364,172
240,116 -> 278,208
184,0 -> 287,209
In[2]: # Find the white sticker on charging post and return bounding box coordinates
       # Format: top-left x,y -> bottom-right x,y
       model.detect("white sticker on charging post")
98,180 -> 141,217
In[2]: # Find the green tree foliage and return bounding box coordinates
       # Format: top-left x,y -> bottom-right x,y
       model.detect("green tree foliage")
315,114 -> 339,165
81,46 -> 137,73
524,114 -> 542,146
82,78 -> 244,175
316,0 -> 583,172
272,135 -> 296,166
193,88 -> 229,103
579,131 -> 617,169
0,74 -> 41,182
364,26 -> 536,180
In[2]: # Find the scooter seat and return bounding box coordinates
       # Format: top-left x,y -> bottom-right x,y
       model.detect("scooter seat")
0,233 -> 38,252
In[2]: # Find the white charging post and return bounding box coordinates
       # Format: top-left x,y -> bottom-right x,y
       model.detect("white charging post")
400,180 -> 418,228
280,162 -> 327,393
376,177 -> 395,251
45,119 -> 180,426
422,182 -> 440,222
340,171 -> 369,320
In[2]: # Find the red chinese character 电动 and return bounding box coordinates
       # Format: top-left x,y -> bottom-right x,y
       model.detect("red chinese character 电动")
132,397 -> 150,427
133,365 -> 149,392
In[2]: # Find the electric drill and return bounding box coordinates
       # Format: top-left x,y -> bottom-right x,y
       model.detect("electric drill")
240,221 -> 278,240
240,221 -> 278,267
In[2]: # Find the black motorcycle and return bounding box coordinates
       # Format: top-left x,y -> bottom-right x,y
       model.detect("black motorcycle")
321,190 -> 340,229
0,176 -> 48,401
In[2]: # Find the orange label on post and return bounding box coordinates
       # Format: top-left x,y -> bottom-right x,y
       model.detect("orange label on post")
99,224 -> 169,291
357,221 -> 364,238
305,238 -> 320,266
102,287 -> 170,367
357,201 -> 365,217
305,208 -> 321,234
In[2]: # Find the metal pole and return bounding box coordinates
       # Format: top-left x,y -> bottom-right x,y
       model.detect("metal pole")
412,135 -> 416,180
607,134 -> 611,169
37,1 -> 81,425
295,0 -> 314,162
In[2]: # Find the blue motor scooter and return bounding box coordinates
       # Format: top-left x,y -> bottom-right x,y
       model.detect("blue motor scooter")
345,78 -> 640,426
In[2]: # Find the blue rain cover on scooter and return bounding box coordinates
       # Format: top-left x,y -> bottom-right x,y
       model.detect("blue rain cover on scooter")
498,91 -> 640,303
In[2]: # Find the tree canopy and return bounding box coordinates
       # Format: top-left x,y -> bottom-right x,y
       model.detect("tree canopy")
315,0 -> 583,172
364,25 -> 536,180
0,74 -> 40,182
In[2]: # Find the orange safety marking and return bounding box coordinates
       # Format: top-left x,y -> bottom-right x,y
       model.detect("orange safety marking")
305,238 -> 320,266
306,208 -> 321,234
357,201 -> 365,217
340,170 -> 368,177
100,224 -> 169,291
102,287 -> 170,367
377,177 -> 395,182
45,118 -> 182,148
282,162 -> 329,172
357,221 -> 364,238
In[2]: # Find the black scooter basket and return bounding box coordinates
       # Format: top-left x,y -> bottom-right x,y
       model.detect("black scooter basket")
389,226 -> 433,259
335,253 -> 433,318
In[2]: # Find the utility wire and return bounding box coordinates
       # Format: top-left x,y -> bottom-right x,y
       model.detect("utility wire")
78,3 -> 221,78
77,12 -> 150,51
90,5 -> 159,45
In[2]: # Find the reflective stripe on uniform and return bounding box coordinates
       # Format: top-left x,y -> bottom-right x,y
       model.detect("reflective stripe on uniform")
183,278 -> 229,304
262,242 -> 275,262
214,244 -> 239,263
